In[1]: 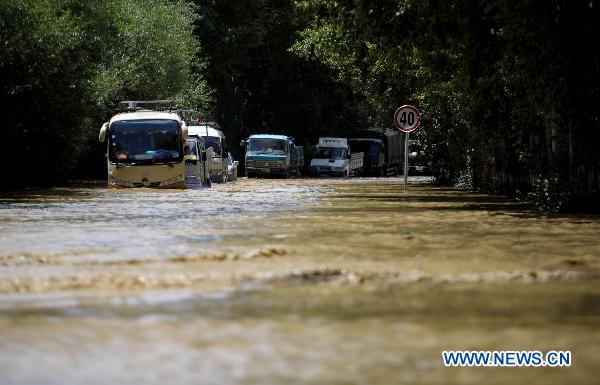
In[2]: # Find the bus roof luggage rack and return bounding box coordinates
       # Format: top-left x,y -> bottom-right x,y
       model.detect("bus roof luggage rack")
118,100 -> 174,112
173,110 -> 220,128
174,109 -> 207,126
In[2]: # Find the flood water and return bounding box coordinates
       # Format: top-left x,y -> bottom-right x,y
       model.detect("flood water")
1,177 -> 599,385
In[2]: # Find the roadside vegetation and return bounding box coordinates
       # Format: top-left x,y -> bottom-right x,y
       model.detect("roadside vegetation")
0,0 -> 210,182
1,0 -> 598,211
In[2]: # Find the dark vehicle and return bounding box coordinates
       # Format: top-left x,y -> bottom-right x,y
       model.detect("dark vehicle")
349,129 -> 404,176
408,140 -> 431,175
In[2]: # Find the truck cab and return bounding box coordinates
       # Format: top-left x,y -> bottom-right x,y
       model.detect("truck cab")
241,134 -> 304,178
349,129 -> 403,177
348,137 -> 384,176
310,137 -> 363,177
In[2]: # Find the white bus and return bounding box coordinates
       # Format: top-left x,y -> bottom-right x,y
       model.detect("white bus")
98,102 -> 192,188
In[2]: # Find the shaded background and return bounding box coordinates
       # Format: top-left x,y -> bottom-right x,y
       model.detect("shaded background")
1,0 -> 599,211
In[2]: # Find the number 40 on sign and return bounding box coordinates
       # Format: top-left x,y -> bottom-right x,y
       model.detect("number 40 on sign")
394,105 -> 420,133
394,104 -> 421,191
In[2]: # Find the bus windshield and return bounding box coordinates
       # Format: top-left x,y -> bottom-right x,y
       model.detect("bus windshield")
248,139 -> 286,154
109,119 -> 182,164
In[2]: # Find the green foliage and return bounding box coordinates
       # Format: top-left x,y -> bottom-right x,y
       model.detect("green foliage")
528,176 -> 571,213
0,0 -> 212,185
290,0 -> 600,211
2,0 -> 599,212
1,0 -> 91,184
191,0 -> 368,158
456,152 -> 474,190
92,0 -> 209,108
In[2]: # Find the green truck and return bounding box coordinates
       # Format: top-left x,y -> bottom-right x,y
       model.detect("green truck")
241,134 -> 304,178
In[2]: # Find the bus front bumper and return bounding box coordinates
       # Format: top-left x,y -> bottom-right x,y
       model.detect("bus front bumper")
108,174 -> 186,189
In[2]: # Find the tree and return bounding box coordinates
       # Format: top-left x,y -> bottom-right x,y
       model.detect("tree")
0,0 -> 213,185
192,0 -> 367,160
291,0 -> 600,210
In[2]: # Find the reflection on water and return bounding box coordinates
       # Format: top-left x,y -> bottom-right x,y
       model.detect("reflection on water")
0,177 -> 599,384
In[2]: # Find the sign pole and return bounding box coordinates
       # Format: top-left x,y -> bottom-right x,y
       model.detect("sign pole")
394,104 -> 420,192
404,131 -> 409,191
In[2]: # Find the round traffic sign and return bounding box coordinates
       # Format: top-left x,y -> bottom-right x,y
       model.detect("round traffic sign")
394,105 -> 420,132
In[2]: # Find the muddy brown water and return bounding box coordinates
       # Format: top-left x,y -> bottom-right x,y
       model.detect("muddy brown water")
0,177 -> 599,385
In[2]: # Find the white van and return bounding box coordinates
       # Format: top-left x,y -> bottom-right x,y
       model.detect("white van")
188,123 -> 229,183
310,137 -> 363,177
184,136 -> 213,187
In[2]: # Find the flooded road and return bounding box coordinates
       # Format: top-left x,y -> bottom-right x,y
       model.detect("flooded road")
1,177 -> 599,384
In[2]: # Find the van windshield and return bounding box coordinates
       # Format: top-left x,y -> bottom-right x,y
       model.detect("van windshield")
185,140 -> 199,157
248,139 -> 286,154
204,136 -> 221,156
315,148 -> 346,159
109,119 -> 182,164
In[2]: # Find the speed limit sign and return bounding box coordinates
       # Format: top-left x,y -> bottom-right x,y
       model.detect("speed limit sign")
394,104 -> 421,191
394,105 -> 420,132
